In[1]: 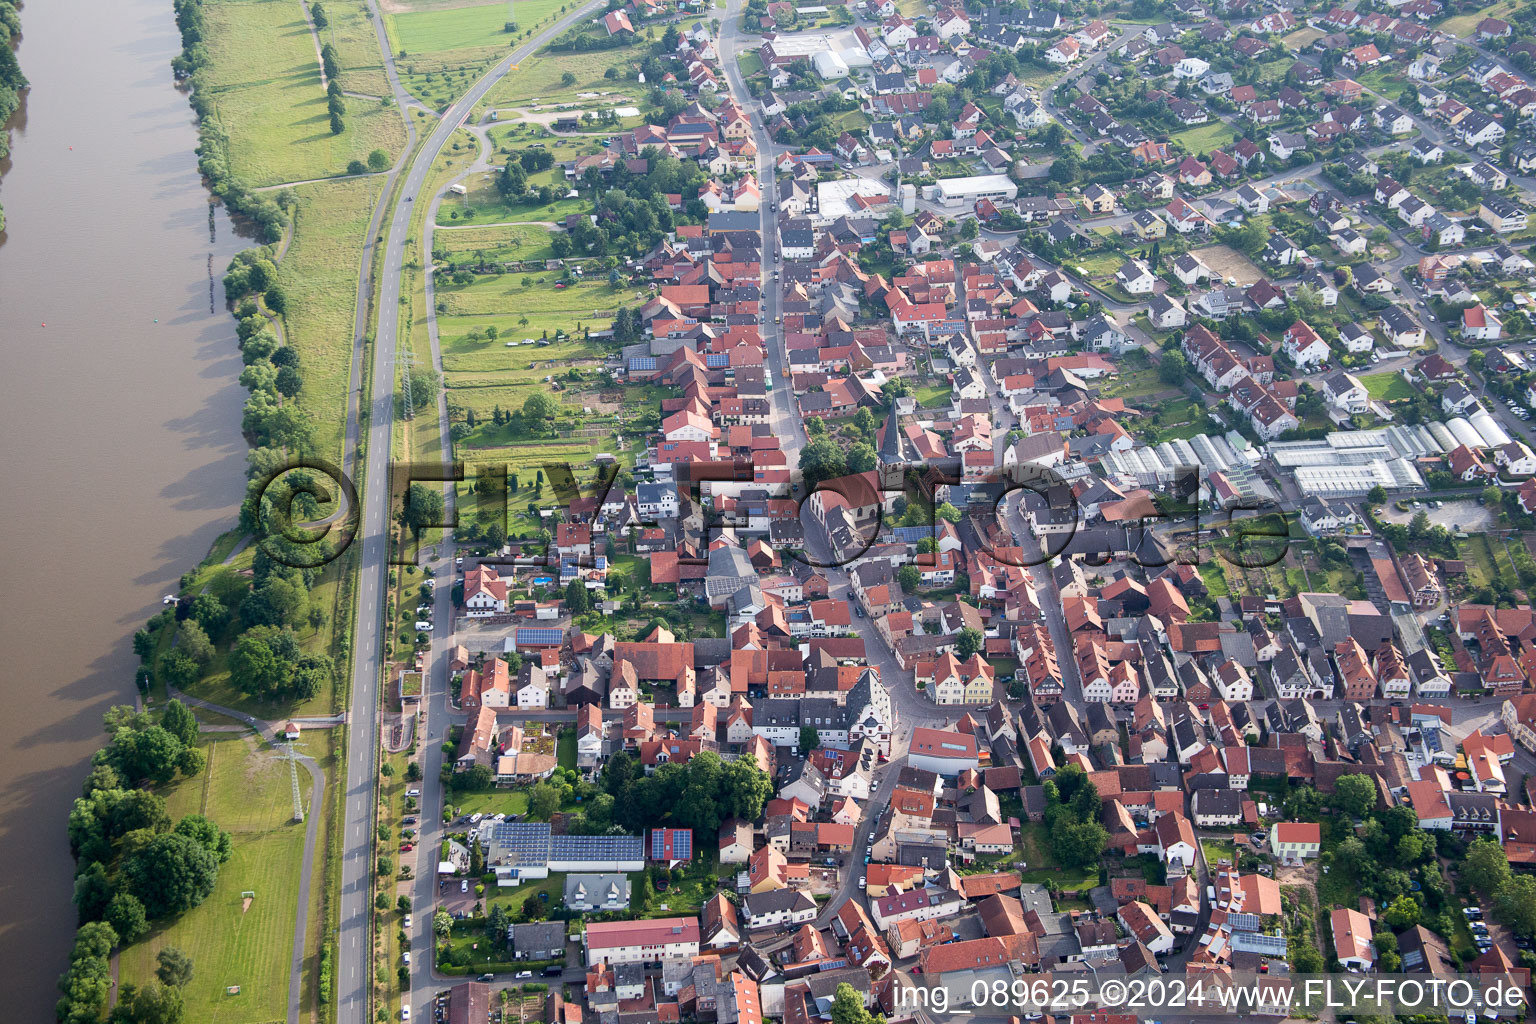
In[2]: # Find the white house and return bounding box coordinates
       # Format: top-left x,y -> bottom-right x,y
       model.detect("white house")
1339,323 -> 1374,354
1497,440 -> 1536,476
1283,322 -> 1330,368
1322,371 -> 1369,415
1463,303 -> 1503,341
1235,183 -> 1269,214
1174,57 -> 1212,79
1115,258 -> 1157,295
516,666 -> 551,708
1149,293 -> 1188,329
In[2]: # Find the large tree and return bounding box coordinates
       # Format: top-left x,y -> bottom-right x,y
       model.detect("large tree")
155,948 -> 194,988
954,627 -> 984,659
1463,837 -> 1512,896
159,700 -> 199,749
402,483 -> 447,538
522,391 -> 556,421
798,436 -> 847,487
1497,875 -> 1536,938
1333,774 -> 1376,818
228,625 -> 303,699
105,892 -> 150,944
107,980 -> 185,1024
830,982 -> 877,1024
121,833 -> 220,919
174,814 -> 233,863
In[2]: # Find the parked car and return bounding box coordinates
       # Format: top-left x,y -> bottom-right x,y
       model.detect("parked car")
516,971 -> 534,980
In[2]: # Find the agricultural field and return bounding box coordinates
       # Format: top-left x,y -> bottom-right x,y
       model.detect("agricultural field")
386,0 -> 570,106
436,270 -> 628,341
201,0 -> 406,186
117,731 -> 319,1024
480,44 -> 647,109
278,175 -> 388,464
1437,0 -> 1518,38
388,0 -> 565,54
1191,244 -> 1264,286
320,0 -> 394,97
435,221 -> 558,262
1280,26 -> 1325,50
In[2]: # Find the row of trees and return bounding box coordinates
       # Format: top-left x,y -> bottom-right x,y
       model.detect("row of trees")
59,708 -> 227,1023
60,924 -> 194,1024
321,44 -> 345,135
173,0 -> 289,241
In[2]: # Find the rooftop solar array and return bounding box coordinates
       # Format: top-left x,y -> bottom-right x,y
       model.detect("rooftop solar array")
514,627 -> 565,647
650,828 -> 693,861
1228,912 -> 1261,932
487,822 -> 645,866
1231,931 -> 1289,956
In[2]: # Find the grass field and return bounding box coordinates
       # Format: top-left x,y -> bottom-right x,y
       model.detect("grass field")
202,0 -> 406,186
437,273 -> 631,338
1017,823 -> 1098,892
1360,371 -> 1416,401
1280,26 -> 1325,50
1172,120 -> 1240,156
736,51 -> 765,77
388,0 -> 565,54
1201,837 -> 1236,869
387,0 -> 572,105
278,175 -> 388,463
436,221 -> 558,262
481,44 -> 646,108
1257,60 -> 1291,84
118,732 -> 316,1024
435,167 -> 588,224
1438,0 -> 1517,38
321,0 -> 393,97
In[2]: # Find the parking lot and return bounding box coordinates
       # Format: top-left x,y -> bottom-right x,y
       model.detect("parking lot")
1379,498 -> 1495,533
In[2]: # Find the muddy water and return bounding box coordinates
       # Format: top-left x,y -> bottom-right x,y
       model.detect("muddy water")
0,0 -> 248,1012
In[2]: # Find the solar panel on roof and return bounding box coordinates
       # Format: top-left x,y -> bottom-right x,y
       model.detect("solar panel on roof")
628,357 -> 658,371
1231,932 -> 1288,955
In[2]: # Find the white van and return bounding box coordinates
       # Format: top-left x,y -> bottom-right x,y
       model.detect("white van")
414,620 -> 431,631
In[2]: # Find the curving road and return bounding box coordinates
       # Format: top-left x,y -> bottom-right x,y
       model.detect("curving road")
335,4 -> 608,1023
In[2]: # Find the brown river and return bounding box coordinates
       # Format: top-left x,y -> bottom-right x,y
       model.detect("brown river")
0,0 -> 248,1014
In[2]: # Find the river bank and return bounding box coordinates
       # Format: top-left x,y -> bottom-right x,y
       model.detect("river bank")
0,0 -> 251,1015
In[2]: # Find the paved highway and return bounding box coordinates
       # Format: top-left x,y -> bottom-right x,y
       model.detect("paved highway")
336,4 -> 606,1022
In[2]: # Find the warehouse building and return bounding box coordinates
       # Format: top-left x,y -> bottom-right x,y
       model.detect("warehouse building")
482,822 -> 645,882
925,174 -> 1019,208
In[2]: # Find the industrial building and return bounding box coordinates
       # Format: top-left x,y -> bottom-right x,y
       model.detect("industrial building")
482,822 -> 645,882
925,174 -> 1019,208
814,178 -> 892,224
